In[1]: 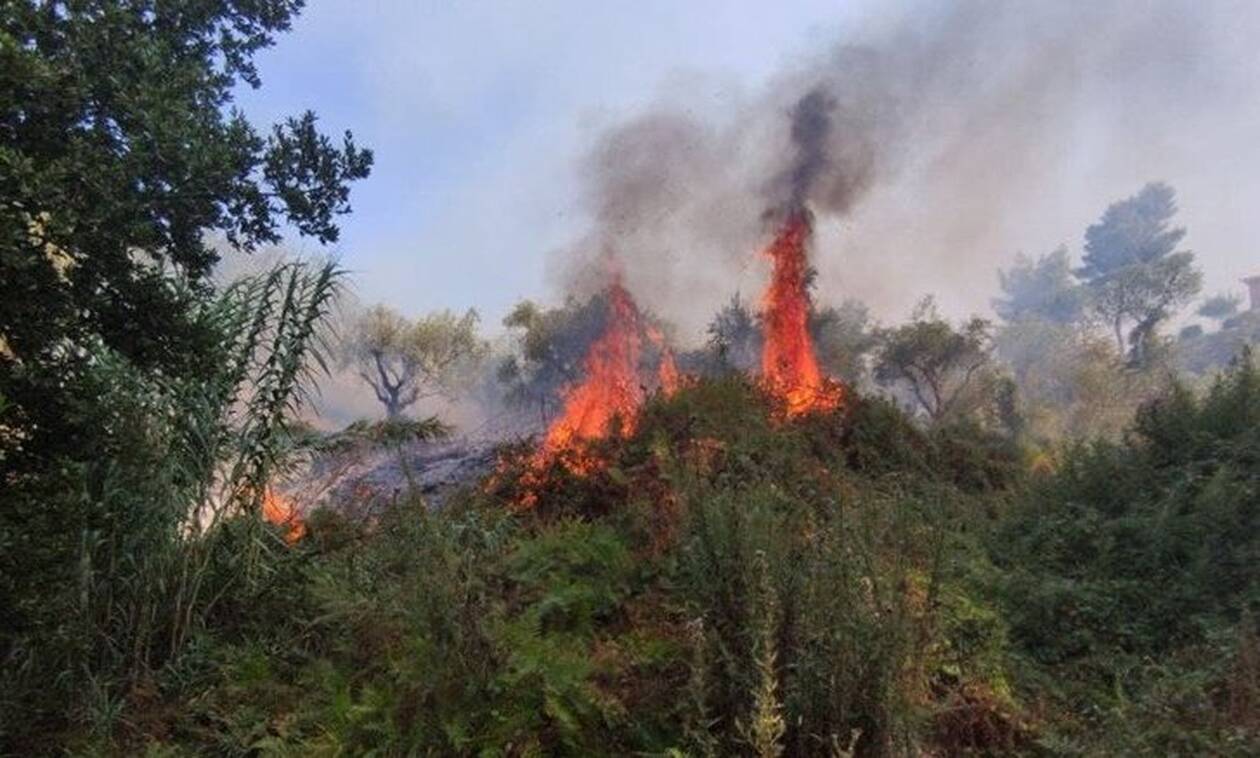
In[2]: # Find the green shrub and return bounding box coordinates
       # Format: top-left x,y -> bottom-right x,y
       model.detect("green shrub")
997,351 -> 1260,751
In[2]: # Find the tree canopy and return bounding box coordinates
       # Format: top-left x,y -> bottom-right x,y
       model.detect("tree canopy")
1079,182 -> 1187,278
497,295 -> 612,415
1075,183 -> 1201,364
705,293 -> 760,373
345,305 -> 487,419
1198,293 -> 1243,323
993,247 -> 1083,325
874,298 -> 997,424
810,299 -> 877,387
1,0 -> 372,471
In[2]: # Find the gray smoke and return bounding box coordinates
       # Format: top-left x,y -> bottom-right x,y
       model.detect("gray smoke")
776,88 -> 840,212
550,0 -> 1260,338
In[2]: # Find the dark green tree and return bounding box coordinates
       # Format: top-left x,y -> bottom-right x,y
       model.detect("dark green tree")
0,5 -> 371,741
1,0 -> 372,472
1076,183 -> 1201,364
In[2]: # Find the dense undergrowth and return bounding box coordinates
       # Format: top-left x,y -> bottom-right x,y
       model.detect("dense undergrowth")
995,352 -> 1260,755
5,365 -> 1260,756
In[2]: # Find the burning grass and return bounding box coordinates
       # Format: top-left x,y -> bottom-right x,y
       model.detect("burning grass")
262,486 -> 307,543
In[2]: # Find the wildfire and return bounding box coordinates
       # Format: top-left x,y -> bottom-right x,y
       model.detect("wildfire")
511,279 -> 677,508
262,486 -> 306,543
538,280 -> 645,461
759,209 -> 843,417
646,324 -> 681,397
500,205 -> 841,511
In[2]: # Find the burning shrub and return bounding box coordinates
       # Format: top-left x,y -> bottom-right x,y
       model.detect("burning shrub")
262,487 -> 307,543
759,209 -> 845,418
494,280 -> 685,512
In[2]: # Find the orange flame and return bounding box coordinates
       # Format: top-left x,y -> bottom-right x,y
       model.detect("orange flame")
512,280 -> 677,509
646,324 -> 680,397
262,487 -> 306,543
539,280 -> 645,461
759,210 -> 843,417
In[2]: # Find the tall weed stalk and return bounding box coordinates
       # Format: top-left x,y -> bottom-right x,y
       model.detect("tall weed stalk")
1,261 -> 343,747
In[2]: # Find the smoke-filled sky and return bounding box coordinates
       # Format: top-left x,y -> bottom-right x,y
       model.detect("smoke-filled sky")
236,0 -> 1260,340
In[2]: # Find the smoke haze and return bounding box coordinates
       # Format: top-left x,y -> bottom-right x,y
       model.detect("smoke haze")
552,0 -> 1260,338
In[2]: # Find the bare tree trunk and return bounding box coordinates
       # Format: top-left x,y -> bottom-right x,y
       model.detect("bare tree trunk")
374,351 -> 409,419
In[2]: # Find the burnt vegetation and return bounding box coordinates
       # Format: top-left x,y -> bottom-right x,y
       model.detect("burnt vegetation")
4,2 -> 1260,757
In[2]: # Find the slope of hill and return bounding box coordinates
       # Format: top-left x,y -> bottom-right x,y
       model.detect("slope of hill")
27,367 -> 1260,756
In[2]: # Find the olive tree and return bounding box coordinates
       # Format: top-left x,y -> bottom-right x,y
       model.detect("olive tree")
345,305 -> 487,418
874,298 -> 997,424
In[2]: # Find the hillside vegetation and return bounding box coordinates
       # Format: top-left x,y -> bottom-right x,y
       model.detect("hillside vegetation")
4,4 -> 1258,755
7,363 -> 1257,756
